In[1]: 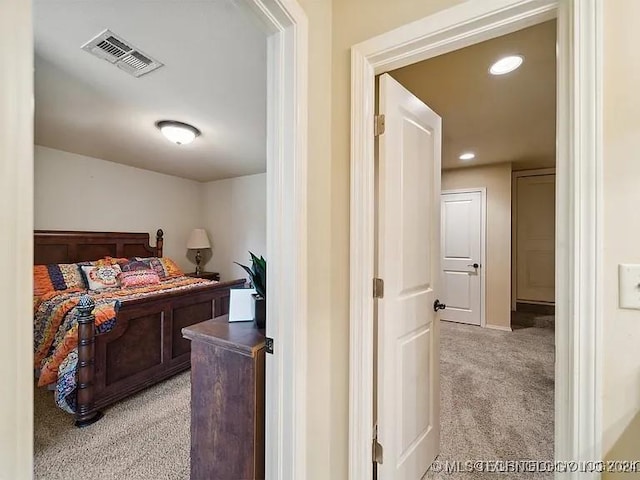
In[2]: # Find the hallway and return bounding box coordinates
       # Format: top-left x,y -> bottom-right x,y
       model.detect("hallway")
425,320 -> 554,479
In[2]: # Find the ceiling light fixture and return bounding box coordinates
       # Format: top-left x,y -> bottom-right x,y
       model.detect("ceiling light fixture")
156,120 -> 201,145
489,55 -> 524,75
459,152 -> 475,161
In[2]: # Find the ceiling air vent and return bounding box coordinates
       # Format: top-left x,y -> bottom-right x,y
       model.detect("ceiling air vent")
81,29 -> 164,78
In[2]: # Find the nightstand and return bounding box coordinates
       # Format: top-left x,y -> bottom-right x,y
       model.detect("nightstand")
186,271 -> 220,281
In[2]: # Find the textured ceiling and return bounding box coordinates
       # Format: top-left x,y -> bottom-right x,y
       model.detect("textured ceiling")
34,0 -> 267,182
390,20 -> 557,171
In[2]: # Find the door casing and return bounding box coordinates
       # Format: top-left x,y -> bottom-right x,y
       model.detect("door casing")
441,188 -> 487,328
349,1 -> 603,479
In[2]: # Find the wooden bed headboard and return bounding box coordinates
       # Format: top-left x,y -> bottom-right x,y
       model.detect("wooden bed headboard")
34,229 -> 164,264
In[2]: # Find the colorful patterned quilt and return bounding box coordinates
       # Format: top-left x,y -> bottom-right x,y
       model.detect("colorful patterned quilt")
33,276 -> 212,413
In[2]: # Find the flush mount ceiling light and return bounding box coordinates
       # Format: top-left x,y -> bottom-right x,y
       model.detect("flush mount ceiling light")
459,152 -> 476,161
489,55 -> 524,75
156,120 -> 201,145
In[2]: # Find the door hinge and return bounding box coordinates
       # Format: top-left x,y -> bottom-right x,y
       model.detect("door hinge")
265,337 -> 274,354
372,426 -> 384,464
374,114 -> 385,136
373,278 -> 384,299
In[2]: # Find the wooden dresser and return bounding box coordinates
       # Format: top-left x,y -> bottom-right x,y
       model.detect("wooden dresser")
183,316 -> 265,480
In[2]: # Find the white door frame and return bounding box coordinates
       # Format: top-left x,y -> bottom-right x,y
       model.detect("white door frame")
511,168 -> 557,310
1,0 -> 309,478
441,188 -> 487,328
349,1 -> 603,479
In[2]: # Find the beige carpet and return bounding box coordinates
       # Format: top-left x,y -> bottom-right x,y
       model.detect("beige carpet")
424,321 -> 555,479
35,321 -> 553,480
34,372 -> 191,480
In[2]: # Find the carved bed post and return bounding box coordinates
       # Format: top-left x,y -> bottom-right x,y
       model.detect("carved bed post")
75,295 -> 103,427
156,228 -> 164,257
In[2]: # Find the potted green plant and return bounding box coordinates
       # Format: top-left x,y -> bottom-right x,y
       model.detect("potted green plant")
234,253 -> 266,329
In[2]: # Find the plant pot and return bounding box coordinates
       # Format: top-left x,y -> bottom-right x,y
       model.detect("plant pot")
253,294 -> 266,330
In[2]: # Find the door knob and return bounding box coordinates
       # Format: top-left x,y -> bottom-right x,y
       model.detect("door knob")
467,263 -> 479,268
433,299 -> 446,312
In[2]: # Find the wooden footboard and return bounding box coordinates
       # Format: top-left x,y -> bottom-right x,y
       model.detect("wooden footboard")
75,279 -> 246,427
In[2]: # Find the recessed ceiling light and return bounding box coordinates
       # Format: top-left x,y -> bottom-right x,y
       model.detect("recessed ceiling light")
489,55 -> 524,75
459,152 -> 475,161
156,120 -> 201,145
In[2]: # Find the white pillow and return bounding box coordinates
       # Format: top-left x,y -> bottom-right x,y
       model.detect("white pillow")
81,264 -> 122,290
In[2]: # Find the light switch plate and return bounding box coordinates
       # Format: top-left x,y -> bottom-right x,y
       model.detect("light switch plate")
619,264 -> 640,310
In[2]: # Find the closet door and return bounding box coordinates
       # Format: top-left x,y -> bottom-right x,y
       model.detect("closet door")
441,190 -> 483,325
516,174 -> 556,303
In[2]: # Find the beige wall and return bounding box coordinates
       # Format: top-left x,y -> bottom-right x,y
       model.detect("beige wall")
442,164 -> 512,329
34,146 -> 201,271
295,0 -> 334,476
200,173 -> 266,281
602,0 -> 640,469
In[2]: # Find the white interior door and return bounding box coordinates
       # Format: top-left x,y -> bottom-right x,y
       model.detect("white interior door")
440,191 -> 483,325
376,73 -> 441,480
516,174 -> 556,303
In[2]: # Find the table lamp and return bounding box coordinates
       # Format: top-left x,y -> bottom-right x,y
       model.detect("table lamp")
187,228 -> 211,275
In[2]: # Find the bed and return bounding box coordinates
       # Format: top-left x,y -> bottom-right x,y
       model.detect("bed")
34,229 -> 245,427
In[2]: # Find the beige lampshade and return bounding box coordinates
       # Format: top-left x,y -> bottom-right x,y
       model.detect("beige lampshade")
186,228 -> 211,249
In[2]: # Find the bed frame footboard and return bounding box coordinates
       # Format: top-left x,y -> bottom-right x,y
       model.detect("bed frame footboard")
75,295 -> 104,427
74,279 -> 245,427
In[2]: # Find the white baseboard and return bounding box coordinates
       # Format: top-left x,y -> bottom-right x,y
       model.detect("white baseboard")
485,324 -> 513,332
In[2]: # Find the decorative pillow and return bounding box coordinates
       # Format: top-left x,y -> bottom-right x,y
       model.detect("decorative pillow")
119,269 -> 161,288
120,259 -> 152,273
159,257 -> 184,278
34,264 -> 86,296
145,258 -> 169,278
76,261 -> 96,267
96,256 -> 128,267
133,257 -> 184,279
81,264 -> 122,290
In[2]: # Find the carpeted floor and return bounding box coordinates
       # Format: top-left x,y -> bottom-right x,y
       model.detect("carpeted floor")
424,320 -> 555,479
34,372 -> 191,480
35,320 -> 554,480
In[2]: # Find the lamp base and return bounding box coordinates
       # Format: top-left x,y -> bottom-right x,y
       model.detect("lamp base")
195,250 -> 202,275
